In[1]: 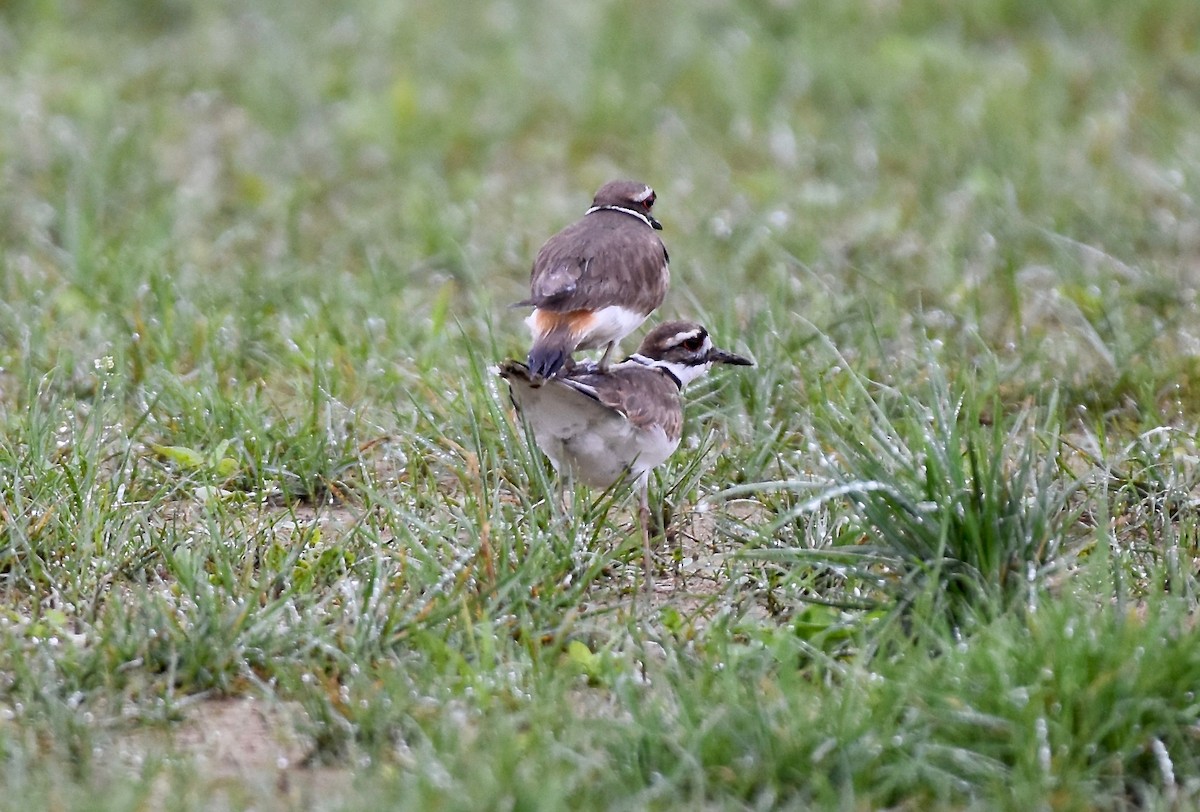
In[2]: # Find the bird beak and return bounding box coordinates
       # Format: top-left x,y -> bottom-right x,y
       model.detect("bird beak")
649,215 -> 663,230
707,347 -> 754,366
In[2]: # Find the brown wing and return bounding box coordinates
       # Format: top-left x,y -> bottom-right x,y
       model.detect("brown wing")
519,210 -> 669,313
568,366 -> 683,441
502,360 -> 636,441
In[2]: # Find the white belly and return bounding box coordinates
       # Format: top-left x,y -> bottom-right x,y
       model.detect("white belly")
508,377 -> 679,488
557,422 -> 677,488
526,305 -> 649,353
574,305 -> 650,351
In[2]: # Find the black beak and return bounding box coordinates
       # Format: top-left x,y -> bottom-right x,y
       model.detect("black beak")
649,215 -> 663,230
708,347 -> 754,366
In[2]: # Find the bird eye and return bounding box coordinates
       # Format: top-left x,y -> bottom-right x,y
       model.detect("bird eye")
643,192 -> 656,209
682,335 -> 704,351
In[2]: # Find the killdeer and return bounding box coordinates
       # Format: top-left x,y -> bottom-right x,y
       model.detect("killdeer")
515,180 -> 670,381
499,320 -> 752,586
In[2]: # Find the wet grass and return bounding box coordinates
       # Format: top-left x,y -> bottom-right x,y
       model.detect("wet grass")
3,0 -> 1200,808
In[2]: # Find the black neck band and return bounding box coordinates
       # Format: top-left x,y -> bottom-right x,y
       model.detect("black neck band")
627,354 -> 683,390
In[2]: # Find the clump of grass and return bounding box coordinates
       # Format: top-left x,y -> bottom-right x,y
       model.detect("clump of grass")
143,365 -> 373,503
733,354 -> 1079,628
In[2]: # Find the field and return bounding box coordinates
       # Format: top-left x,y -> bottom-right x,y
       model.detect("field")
4,0 -> 1200,808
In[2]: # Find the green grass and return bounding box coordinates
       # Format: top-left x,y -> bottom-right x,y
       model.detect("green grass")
3,0 -> 1200,808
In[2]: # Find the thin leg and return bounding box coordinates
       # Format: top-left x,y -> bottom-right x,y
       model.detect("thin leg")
597,340 -> 616,372
557,475 -> 574,518
659,496 -> 684,589
638,478 -> 653,600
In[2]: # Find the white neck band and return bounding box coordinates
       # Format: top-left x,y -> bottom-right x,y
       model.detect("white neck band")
585,204 -> 655,229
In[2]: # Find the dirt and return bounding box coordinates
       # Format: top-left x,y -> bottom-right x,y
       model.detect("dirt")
129,696 -> 355,811
645,497 -> 775,621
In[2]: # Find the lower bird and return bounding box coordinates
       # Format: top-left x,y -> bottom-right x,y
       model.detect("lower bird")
499,320 -> 752,589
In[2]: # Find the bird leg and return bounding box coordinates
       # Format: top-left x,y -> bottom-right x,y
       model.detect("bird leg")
597,340 -> 617,372
652,495 -> 684,588
638,477 -> 654,601
557,475 -> 575,520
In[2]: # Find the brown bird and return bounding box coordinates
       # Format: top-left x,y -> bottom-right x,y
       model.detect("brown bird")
515,180 -> 670,382
499,320 -> 752,587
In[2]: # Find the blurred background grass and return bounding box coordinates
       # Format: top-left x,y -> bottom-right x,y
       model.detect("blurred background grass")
5,0 -> 1200,409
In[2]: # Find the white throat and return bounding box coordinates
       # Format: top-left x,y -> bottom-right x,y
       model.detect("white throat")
628,354 -> 711,388
585,204 -> 655,230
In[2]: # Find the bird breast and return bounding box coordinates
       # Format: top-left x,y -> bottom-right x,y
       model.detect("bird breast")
560,422 -> 678,489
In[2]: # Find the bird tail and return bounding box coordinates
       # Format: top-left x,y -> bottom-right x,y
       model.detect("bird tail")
527,336 -> 572,382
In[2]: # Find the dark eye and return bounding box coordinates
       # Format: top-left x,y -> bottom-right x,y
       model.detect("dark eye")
642,191 -> 656,209
682,335 -> 704,351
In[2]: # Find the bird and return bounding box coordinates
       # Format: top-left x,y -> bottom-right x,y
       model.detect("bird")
515,179 -> 671,382
499,320 -> 753,589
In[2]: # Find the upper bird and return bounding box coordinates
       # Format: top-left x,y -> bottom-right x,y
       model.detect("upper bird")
515,180 -> 670,382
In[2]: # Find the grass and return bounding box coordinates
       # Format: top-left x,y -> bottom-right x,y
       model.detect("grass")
729,358 -> 1080,628
3,0 -> 1200,808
